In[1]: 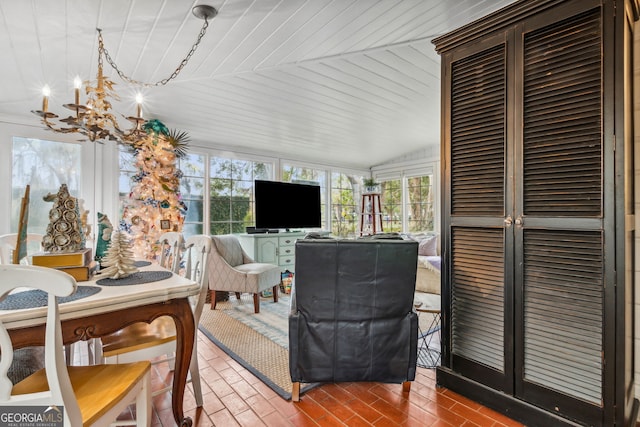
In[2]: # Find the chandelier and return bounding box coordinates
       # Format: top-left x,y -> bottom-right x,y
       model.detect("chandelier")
31,4 -> 218,144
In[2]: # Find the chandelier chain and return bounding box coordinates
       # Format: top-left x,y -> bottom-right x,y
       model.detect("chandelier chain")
97,18 -> 210,88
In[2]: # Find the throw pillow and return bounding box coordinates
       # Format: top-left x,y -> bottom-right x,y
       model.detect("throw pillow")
418,235 -> 438,256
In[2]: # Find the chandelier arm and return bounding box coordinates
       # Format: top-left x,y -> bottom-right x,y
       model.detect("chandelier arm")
97,15 -> 210,88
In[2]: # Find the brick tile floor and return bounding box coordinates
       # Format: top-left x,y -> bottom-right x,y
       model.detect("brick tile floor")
110,331 -> 524,427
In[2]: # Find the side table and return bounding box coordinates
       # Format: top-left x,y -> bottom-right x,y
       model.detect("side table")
415,305 -> 441,368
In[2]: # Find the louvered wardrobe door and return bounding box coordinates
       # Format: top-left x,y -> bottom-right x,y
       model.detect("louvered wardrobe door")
516,7 -> 605,422
446,37 -> 513,392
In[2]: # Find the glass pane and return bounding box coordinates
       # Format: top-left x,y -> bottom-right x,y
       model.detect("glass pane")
232,160 -> 252,180
119,171 -> 135,195
231,222 -> 247,234
211,222 -> 231,235
233,180 -> 253,198
210,178 -> 232,197
231,198 -> 251,222
179,153 -> 205,177
119,148 -> 136,172
381,179 -> 402,233
182,222 -> 203,238
210,157 -> 233,178
254,163 -> 272,180
12,138 -> 82,234
330,172 -> 362,238
180,177 -> 205,198
210,197 -> 230,221
209,157 -> 273,233
406,175 -> 434,232
183,198 -> 204,222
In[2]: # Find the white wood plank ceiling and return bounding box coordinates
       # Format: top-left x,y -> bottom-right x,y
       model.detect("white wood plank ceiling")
0,0 -> 516,169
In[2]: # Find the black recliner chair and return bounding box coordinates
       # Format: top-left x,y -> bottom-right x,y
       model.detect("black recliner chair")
289,238 -> 419,401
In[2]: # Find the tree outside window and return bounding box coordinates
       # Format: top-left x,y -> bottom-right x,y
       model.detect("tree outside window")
407,175 -> 434,232
210,157 -> 272,235
380,179 -> 402,232
331,172 -> 362,238
12,137 -> 82,235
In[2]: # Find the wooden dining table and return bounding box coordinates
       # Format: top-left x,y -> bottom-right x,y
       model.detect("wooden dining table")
0,263 -> 200,427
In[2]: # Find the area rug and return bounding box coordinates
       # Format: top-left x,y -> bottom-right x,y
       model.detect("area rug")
198,293 -> 316,400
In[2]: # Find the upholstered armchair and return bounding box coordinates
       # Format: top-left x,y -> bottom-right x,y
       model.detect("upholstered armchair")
289,238 -> 419,401
208,234 -> 280,313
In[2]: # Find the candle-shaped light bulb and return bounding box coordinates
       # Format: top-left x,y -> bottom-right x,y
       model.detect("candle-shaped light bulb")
42,85 -> 51,112
135,93 -> 143,118
74,76 -> 82,105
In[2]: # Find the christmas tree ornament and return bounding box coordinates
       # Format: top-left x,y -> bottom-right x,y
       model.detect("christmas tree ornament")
94,212 -> 114,263
98,230 -> 138,279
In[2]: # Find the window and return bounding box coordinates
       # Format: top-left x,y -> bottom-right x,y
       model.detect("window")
380,179 -> 402,232
12,137 -> 82,234
118,146 -> 136,219
178,153 -> 205,236
406,175 -> 434,232
282,164 -> 327,230
373,164 -> 437,234
331,172 -> 363,238
210,157 -> 273,235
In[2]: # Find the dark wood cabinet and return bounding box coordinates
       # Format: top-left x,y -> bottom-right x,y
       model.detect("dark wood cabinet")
433,0 -> 638,425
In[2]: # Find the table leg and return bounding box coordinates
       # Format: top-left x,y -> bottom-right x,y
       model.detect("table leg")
170,298 -> 196,427
8,298 -> 196,427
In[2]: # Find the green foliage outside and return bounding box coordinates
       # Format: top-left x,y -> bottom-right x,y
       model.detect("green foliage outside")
209,157 -> 271,235
331,172 -> 360,238
407,175 -> 434,232
380,175 -> 434,233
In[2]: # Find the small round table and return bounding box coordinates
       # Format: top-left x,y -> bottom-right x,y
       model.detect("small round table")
415,303 -> 441,368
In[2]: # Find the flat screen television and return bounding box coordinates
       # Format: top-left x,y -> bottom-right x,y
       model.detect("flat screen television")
255,180 -> 321,230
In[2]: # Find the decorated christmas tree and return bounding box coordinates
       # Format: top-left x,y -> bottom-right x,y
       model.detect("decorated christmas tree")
98,231 -> 138,279
120,119 -> 188,260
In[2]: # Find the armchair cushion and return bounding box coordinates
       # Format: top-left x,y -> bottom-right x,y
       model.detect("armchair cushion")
212,234 -> 247,266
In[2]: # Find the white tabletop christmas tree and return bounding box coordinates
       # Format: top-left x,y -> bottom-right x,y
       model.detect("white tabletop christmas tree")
98,230 -> 138,279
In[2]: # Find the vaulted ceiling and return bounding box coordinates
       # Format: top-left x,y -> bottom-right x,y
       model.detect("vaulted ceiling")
0,0 -> 515,169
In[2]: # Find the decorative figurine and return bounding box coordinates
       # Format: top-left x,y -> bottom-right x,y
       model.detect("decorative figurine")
98,231 -> 138,279
41,184 -> 85,253
95,212 -> 114,263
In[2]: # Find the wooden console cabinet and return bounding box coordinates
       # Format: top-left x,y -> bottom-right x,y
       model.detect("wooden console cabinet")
237,232 -> 310,272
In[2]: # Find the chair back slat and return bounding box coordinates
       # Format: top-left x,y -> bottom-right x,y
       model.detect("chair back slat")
183,235 -> 212,324
0,234 -> 44,265
157,232 -> 184,273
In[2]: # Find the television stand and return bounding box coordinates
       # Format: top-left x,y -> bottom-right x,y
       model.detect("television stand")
238,231 -> 329,272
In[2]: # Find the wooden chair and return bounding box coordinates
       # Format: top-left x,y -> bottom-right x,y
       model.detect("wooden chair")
157,232 -> 184,273
0,264 -> 151,426
0,233 -> 43,264
98,235 -> 212,406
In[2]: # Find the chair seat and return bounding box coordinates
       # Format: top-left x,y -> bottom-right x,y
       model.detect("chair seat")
101,316 -> 177,358
235,262 -> 280,275
13,362 -> 151,426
